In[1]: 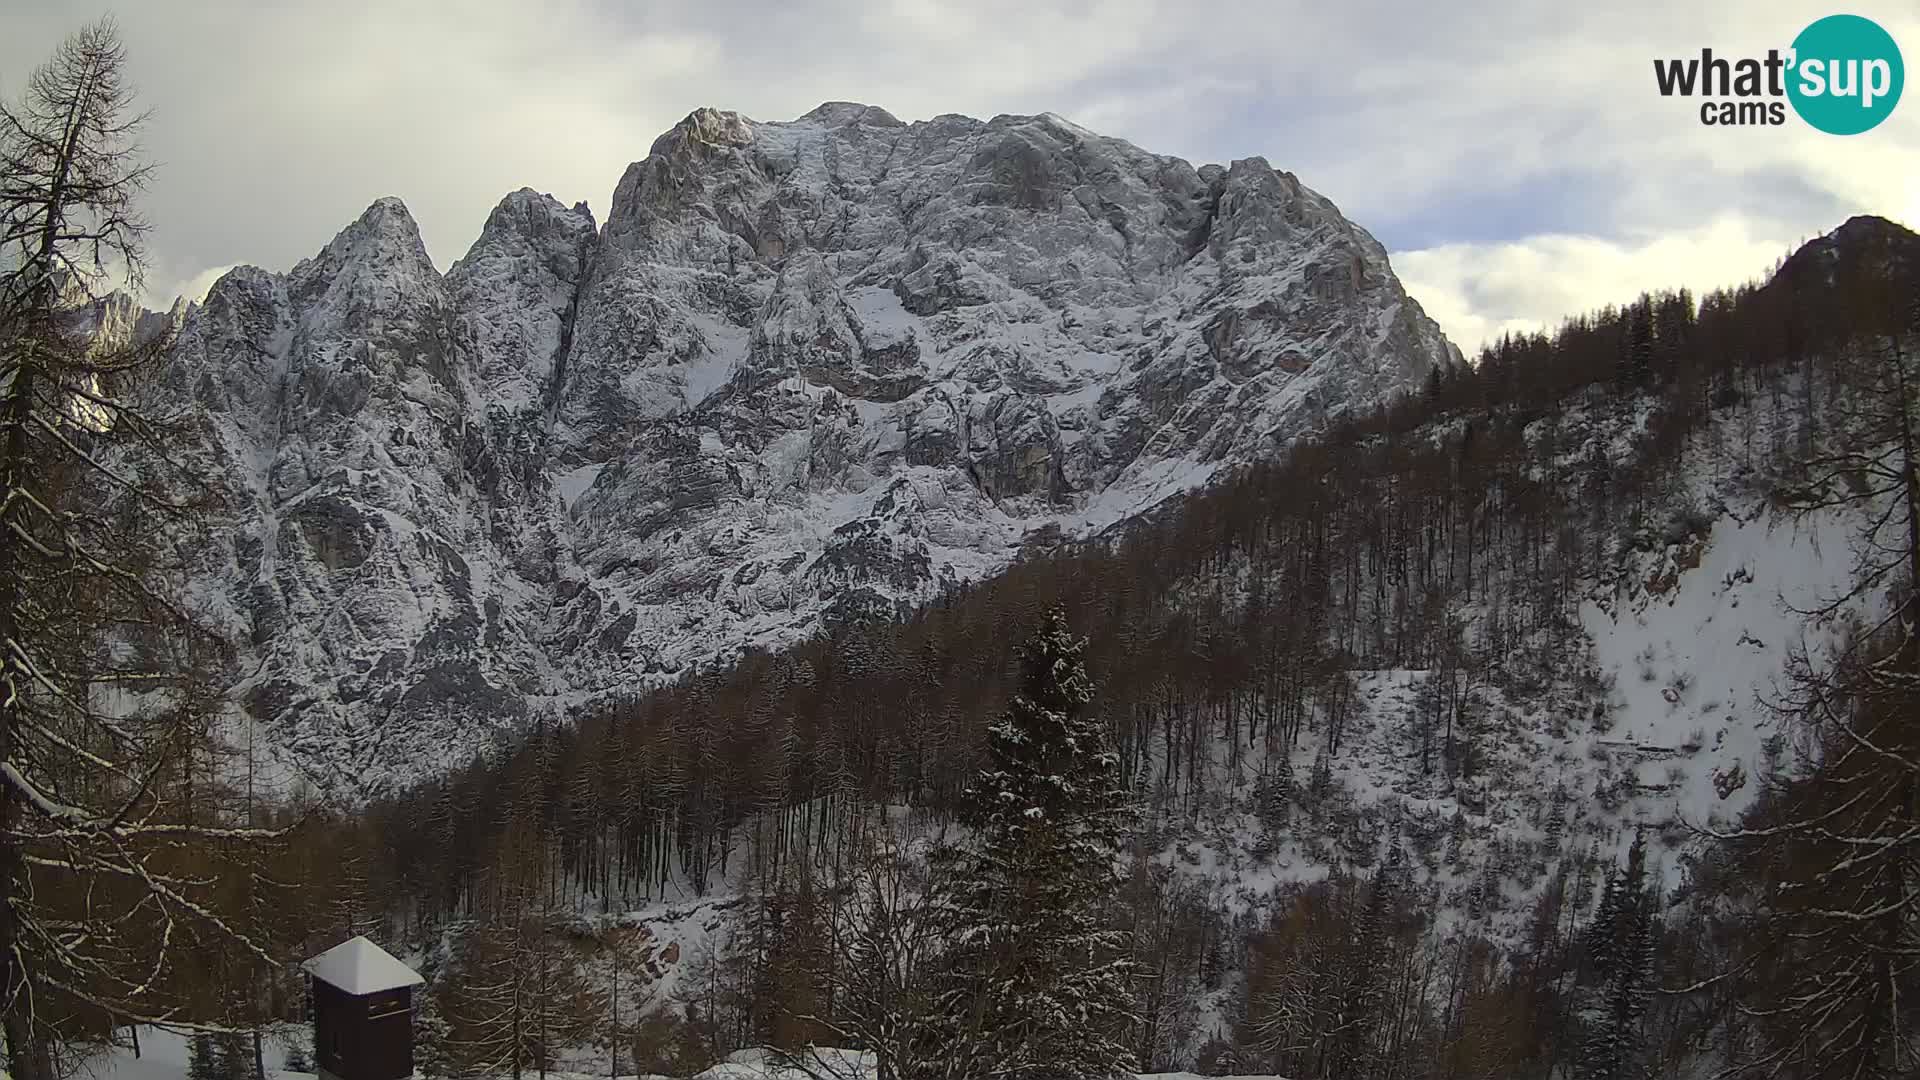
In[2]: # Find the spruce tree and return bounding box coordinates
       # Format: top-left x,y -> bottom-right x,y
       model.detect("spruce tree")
187,1035 -> 217,1080
1254,756 -> 1291,834
1339,847 -> 1404,1076
1580,829 -> 1654,1080
932,606 -> 1138,1080
1619,298 -> 1656,388
414,984 -> 454,1080
1308,747 -> 1334,817
212,1032 -> 251,1080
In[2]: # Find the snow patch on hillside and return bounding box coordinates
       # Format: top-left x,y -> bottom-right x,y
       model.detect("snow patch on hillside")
558,463 -> 607,509
845,285 -> 917,349
1580,505 -> 1860,851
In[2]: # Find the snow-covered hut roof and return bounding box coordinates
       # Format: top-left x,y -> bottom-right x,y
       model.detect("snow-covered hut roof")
301,935 -> 424,995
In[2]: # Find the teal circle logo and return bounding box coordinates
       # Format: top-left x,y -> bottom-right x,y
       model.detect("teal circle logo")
1787,14 -> 1903,134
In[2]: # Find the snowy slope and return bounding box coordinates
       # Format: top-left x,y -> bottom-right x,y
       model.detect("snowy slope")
670,1050 -> 1296,1080
1578,507 -> 1858,852
79,1025 -> 314,1080
157,104 -> 1459,797
1126,386 -> 1890,965
80,1035 -> 1295,1080
357,467 -> 1868,1071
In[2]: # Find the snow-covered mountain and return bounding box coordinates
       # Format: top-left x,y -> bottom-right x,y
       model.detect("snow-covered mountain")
162,104 -> 1458,796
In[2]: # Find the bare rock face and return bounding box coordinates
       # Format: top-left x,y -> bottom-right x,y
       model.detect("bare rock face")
170,197 -> 553,791
166,105 -> 1459,797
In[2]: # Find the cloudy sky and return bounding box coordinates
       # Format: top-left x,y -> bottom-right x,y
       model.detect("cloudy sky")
4,0 -> 1916,351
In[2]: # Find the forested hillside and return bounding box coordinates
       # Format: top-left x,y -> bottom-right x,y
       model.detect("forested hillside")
303,214 -> 1918,1080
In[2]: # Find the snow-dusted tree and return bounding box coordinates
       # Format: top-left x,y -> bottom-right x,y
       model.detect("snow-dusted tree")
1771,222 -> 1920,632
1578,829 -> 1655,1080
775,825 -> 949,1080
1253,752 -> 1292,834
412,977 -> 454,1080
181,1031 -> 248,1080
673,927 -> 755,1065
0,18 -> 281,1077
1337,841 -> 1406,1074
602,924 -> 660,1080
436,905 -> 599,1080
442,812 -> 602,1080
1121,860 -> 1216,1072
1237,881 -> 1366,1078
435,917 -> 528,1080
1307,746 -> 1334,820
752,861 -> 836,1050
1697,224 -> 1920,1079
187,1034 -> 217,1080
211,1032 -> 251,1080
1706,616 -> 1920,1079
930,606 -> 1139,1080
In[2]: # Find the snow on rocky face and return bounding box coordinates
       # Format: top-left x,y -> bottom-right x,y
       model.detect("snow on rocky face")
166,104 -> 1459,797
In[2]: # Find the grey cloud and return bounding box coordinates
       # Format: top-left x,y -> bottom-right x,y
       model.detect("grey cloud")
2,0 -> 1912,333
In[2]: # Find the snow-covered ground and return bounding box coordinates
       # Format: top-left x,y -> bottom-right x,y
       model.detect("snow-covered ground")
76,1025 -> 312,1080
672,1048 -> 1295,1080
77,1036 -> 1293,1080
1578,503 -> 1861,866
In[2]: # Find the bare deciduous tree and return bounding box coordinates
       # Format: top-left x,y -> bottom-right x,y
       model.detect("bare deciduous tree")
0,18 -> 284,1077
1699,230 -> 1920,1080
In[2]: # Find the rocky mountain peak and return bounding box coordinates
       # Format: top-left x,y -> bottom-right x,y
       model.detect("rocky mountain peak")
797,101 -> 905,128
291,196 -> 434,287
660,106 -> 756,156
1774,213 -> 1920,291
449,189 -> 598,414
166,105 -> 1459,797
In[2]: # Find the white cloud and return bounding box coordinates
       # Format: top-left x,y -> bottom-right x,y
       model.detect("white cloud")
145,264 -> 237,310
2,0 -> 1915,353
1394,215 -> 1805,354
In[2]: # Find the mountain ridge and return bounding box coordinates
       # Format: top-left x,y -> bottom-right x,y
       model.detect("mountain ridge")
159,103 -> 1460,797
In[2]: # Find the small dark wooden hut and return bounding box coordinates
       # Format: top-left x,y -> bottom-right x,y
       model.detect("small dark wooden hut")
301,936 -> 425,1080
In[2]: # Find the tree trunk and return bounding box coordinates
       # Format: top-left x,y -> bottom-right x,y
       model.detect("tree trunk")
0,341 -> 42,1080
